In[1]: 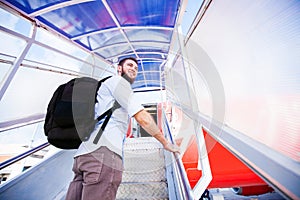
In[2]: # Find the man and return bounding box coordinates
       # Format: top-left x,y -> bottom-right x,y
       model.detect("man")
65,57 -> 180,200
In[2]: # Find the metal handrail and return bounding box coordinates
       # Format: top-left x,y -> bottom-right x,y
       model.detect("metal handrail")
0,114 -> 45,132
162,110 -> 195,200
161,105 -> 213,200
0,142 -> 50,170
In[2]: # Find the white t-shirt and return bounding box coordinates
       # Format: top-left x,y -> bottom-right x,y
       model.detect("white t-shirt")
75,76 -> 144,158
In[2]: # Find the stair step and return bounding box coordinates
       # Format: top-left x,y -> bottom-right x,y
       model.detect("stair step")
124,137 -> 163,150
116,182 -> 168,200
116,137 -> 168,199
123,148 -> 165,171
122,167 -> 166,182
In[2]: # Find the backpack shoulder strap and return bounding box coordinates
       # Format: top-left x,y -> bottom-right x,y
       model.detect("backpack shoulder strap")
93,101 -> 121,145
95,76 -> 112,103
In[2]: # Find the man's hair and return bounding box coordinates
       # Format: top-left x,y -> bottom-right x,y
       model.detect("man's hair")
118,57 -> 138,66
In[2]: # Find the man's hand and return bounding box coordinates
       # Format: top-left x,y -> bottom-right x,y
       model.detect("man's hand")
163,142 -> 180,153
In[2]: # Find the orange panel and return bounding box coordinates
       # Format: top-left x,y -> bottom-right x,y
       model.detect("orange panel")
182,129 -> 266,188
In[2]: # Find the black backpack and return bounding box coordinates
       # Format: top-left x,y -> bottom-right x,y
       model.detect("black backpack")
44,76 -> 119,149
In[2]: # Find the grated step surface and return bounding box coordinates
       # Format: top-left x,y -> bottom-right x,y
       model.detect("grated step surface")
116,137 -> 168,200
116,182 -> 168,200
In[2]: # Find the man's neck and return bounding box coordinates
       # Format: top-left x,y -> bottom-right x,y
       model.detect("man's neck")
121,73 -> 134,84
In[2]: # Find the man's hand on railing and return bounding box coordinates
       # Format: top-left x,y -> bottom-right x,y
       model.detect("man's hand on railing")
163,141 -> 180,153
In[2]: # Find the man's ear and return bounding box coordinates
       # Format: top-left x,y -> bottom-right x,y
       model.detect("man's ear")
117,65 -> 122,75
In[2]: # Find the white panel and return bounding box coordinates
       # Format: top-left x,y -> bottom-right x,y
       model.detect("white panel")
186,0 -> 300,161
0,67 -> 71,122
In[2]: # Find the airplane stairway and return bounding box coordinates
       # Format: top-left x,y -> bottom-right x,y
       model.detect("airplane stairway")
0,110 -> 197,200
116,137 -> 169,199
0,137 -> 193,200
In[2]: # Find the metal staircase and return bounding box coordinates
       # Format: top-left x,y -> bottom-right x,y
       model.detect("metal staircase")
0,109 -> 210,200
116,137 -> 169,200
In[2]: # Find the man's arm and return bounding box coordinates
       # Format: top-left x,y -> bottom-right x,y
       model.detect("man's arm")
134,109 -> 180,153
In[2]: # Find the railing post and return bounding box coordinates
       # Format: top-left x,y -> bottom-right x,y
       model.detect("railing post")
192,127 -> 212,199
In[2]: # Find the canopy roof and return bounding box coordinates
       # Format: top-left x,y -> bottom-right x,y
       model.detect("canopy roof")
5,0 -> 182,90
